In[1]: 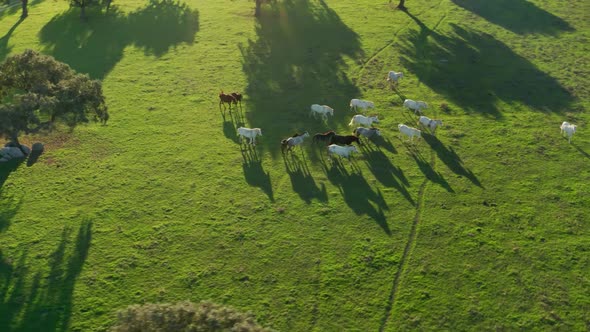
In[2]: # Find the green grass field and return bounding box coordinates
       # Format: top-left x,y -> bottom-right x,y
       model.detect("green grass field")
1,0 -> 589,330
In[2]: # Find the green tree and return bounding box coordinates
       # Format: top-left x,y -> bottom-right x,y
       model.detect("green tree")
0,50 -> 108,150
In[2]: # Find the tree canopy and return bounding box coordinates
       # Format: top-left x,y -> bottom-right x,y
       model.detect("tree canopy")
0,50 -> 108,147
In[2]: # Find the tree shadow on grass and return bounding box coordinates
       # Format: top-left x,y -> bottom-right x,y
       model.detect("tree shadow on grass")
240,0 -> 363,158
0,0 -> 45,20
283,151 -> 327,204
0,220 -> 92,331
241,147 -> 274,202
422,134 -> 483,188
451,0 -> 574,35
360,143 -> 414,206
321,159 -> 391,235
38,0 -> 199,79
0,17 -> 22,61
0,188 -> 21,233
399,10 -> 574,118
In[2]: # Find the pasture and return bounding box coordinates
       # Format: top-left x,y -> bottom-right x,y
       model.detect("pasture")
1,0 -> 589,330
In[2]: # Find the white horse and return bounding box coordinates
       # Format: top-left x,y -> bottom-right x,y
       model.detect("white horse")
398,124 -> 422,142
418,116 -> 443,133
560,121 -> 577,143
310,104 -> 334,120
353,127 -> 381,140
237,127 -> 262,145
350,99 -> 374,113
281,132 -> 310,152
328,144 -> 359,161
387,71 -> 403,87
403,99 -> 428,115
349,114 -> 379,127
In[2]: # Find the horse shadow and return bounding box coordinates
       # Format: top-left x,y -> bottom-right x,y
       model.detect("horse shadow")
241,147 -> 274,202
405,144 -> 454,193
571,142 -> 590,160
321,159 -> 391,235
399,11 -> 574,117
0,220 -> 92,331
450,0 -> 574,35
360,144 -> 415,206
221,107 -> 244,144
371,135 -> 398,154
283,152 -> 327,204
423,134 -> 483,188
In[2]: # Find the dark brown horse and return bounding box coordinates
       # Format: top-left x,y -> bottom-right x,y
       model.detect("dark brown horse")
330,134 -> 361,146
312,130 -> 335,145
231,92 -> 243,106
219,91 -> 237,109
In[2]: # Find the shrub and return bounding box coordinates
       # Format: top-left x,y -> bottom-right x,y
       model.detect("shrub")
111,301 -> 272,332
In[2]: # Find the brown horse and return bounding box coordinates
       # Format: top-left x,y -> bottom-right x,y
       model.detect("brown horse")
231,92 -> 243,106
219,91 -> 237,109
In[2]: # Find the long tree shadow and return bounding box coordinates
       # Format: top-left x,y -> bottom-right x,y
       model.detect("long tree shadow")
422,134 -> 483,188
240,0 -> 363,158
0,220 -> 92,331
38,0 -> 199,79
0,17 -> 22,61
241,147 -> 274,202
399,11 -> 574,117
0,188 -> 21,233
283,152 -> 327,204
451,0 -> 574,35
0,0 -> 45,20
406,144 -> 454,193
322,159 -> 391,235
361,143 -> 415,206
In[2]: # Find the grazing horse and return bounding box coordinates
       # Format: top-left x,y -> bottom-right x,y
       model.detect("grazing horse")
398,124 -> 421,142
237,127 -> 262,145
328,144 -> 359,161
310,104 -> 334,120
350,99 -> 374,113
349,114 -> 379,127
403,99 -> 428,115
418,116 -> 443,134
312,131 -> 336,145
560,121 -> 577,143
219,91 -> 237,109
353,127 -> 381,140
330,134 -> 361,146
231,92 -> 243,106
281,132 -> 310,153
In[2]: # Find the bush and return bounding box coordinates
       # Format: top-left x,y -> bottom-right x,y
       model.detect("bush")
111,301 -> 272,332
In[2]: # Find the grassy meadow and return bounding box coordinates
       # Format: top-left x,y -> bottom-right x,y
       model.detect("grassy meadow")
0,0 -> 589,331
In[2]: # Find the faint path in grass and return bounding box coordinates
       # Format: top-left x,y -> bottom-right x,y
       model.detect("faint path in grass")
375,5 -> 447,330
354,0 -> 444,85
378,147 -> 433,332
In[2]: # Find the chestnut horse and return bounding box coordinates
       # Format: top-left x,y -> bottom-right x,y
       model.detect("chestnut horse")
219,91 -> 237,109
